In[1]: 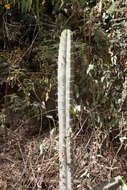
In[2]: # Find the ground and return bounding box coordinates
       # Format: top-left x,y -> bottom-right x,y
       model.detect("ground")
0,122 -> 127,190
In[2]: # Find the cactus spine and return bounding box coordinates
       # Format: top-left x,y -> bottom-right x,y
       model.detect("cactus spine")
58,29 -> 72,190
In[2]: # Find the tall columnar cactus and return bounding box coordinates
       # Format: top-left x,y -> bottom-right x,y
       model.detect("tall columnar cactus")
58,29 -> 72,190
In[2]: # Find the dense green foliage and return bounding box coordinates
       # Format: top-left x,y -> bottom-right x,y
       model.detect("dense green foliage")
0,0 -> 127,141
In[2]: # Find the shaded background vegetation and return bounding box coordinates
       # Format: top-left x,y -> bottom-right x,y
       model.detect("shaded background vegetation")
0,0 -> 127,189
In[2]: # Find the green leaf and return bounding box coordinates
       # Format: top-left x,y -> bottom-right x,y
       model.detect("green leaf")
12,0 -> 15,6
35,0 -> 39,17
21,0 -> 28,13
18,1 -> 20,10
27,0 -> 32,11
107,1 -> 120,14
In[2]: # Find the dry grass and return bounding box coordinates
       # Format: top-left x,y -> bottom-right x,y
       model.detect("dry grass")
0,123 -> 127,190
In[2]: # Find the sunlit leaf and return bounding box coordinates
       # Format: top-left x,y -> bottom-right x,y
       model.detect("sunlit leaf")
86,64 -> 94,74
